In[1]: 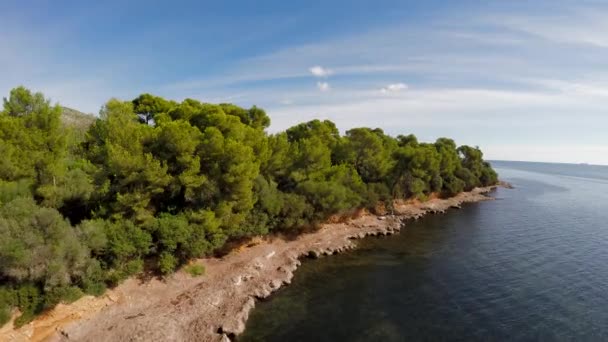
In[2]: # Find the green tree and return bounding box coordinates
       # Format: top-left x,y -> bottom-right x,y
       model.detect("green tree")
0,87 -> 499,325
132,93 -> 173,125
338,128 -> 395,183
0,197 -> 90,291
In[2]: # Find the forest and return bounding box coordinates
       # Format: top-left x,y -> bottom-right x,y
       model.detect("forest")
0,86 -> 497,326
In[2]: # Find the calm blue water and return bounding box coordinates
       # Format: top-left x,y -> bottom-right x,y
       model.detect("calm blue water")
240,161 -> 608,341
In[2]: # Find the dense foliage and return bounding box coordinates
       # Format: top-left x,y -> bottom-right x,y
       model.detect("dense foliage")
0,87 -> 497,325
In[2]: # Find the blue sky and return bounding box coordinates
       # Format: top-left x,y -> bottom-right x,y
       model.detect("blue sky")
2,1 -> 608,164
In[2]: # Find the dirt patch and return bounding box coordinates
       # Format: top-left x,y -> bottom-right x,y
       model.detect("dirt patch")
0,186 -> 498,342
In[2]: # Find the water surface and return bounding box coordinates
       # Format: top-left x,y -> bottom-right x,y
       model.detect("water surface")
240,161 -> 608,341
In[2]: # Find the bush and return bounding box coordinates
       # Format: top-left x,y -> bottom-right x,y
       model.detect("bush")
480,162 -> 498,186
0,304 -> 10,327
0,287 -> 14,327
81,259 -> 106,296
442,175 -> 465,196
0,179 -> 32,205
408,177 -> 427,199
0,197 -> 90,291
14,311 -> 35,328
105,259 -> 144,286
83,282 -> 106,297
13,284 -> 42,327
124,259 -> 144,276
103,220 -> 151,267
277,193 -> 313,230
296,180 -> 362,217
184,264 -> 205,277
158,252 -> 178,275
43,286 -> 84,309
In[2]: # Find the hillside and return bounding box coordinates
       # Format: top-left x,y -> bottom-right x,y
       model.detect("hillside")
60,106 -> 96,131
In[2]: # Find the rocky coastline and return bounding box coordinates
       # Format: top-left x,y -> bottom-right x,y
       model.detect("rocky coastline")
1,186 -> 499,342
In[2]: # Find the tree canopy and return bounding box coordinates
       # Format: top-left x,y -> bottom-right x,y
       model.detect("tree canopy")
0,86 -> 498,326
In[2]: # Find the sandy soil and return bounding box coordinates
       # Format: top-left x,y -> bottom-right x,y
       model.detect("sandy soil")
0,186 -> 497,342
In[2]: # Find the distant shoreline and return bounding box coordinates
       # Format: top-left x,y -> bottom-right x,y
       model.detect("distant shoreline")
490,159 -> 608,167
1,185 -> 500,342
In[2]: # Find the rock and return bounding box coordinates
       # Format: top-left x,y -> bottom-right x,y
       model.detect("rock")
252,259 -> 264,270
308,250 -> 321,258
211,295 -> 221,307
499,180 -> 514,189
107,293 -> 119,302
270,279 -> 282,290
265,251 -> 275,259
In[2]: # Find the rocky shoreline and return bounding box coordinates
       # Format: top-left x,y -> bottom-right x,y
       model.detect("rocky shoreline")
1,186 -> 499,342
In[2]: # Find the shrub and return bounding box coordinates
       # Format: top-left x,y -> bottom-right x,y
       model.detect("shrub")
81,259 -> 106,296
184,264 -> 205,277
43,286 -> 84,309
158,252 -> 178,275
105,259 -> 144,286
0,287 -> 14,327
0,304 -> 10,327
13,284 -> 42,327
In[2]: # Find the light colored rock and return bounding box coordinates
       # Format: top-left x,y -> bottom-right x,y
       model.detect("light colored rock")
265,251 -> 275,259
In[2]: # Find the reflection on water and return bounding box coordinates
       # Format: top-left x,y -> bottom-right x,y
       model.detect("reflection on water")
240,161 -> 608,341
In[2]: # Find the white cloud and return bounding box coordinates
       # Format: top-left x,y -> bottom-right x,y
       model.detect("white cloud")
267,87 -> 577,131
317,81 -> 330,91
309,65 -> 333,77
381,83 -> 408,93
251,82 -> 608,164
4,3 -> 608,164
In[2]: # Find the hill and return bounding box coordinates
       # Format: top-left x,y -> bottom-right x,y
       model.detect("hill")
60,106 -> 96,131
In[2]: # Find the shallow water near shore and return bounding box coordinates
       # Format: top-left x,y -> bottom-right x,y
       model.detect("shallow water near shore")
240,161 -> 608,341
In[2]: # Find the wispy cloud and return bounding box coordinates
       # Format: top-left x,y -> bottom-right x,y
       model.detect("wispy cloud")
2,2 -> 608,163
380,83 -> 408,93
309,65 -> 333,77
155,4 -> 608,163
529,79 -> 608,97
495,9 -> 608,48
250,80 -> 608,164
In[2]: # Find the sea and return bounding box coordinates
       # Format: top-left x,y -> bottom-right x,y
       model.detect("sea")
240,161 -> 608,341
